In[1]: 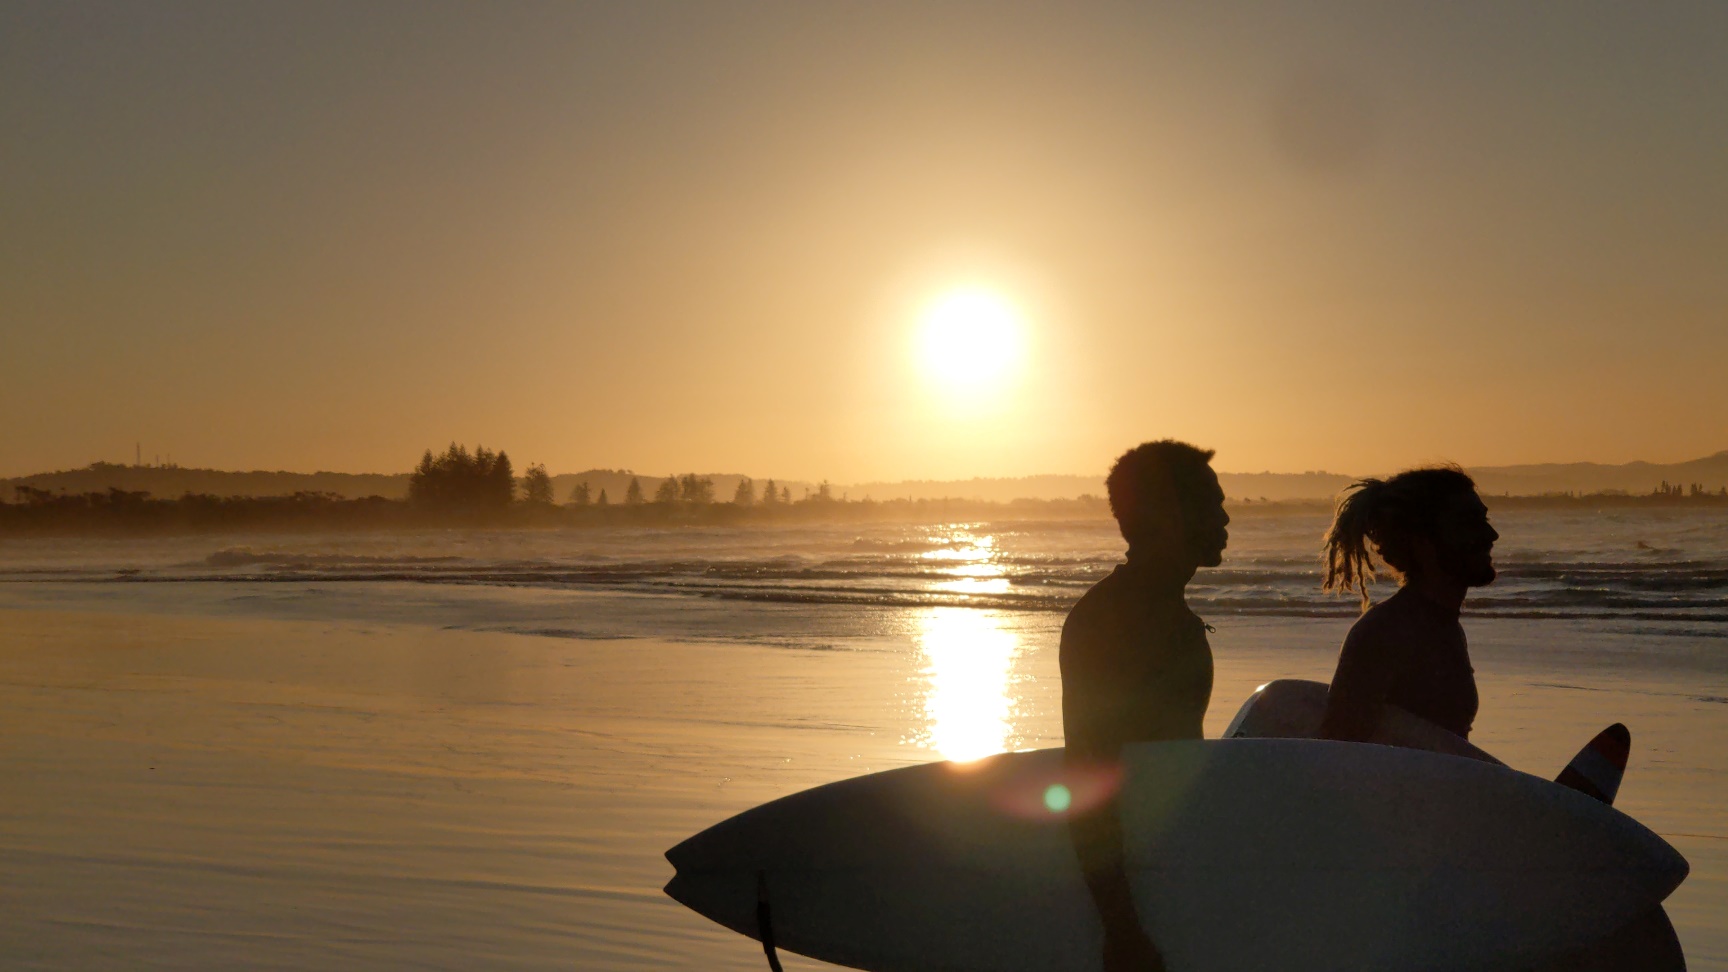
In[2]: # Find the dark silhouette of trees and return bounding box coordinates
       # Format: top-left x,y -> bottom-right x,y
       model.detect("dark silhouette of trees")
408,444 -> 514,512
625,477 -> 645,505
678,473 -> 715,504
653,477 -> 679,504
521,464 -> 554,506
761,478 -> 779,506
733,477 -> 754,506
781,485 -> 791,504
570,480 -> 592,506
596,488 -> 609,506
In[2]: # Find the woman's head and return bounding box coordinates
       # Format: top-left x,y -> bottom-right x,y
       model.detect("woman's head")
1322,465 -> 1498,609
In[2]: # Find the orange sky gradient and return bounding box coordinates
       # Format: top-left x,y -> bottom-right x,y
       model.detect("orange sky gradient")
3,3 -> 1725,481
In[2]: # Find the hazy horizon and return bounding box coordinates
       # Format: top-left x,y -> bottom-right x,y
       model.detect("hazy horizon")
8,444 -> 1728,481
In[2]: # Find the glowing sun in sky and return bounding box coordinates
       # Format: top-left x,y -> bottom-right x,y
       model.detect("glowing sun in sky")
916,288 -> 1027,394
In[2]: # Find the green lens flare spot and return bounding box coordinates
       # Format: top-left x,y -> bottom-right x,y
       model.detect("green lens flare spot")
1043,783 -> 1072,813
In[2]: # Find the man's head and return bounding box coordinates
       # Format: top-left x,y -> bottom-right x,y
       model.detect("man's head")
1322,465 -> 1499,607
1106,440 -> 1229,568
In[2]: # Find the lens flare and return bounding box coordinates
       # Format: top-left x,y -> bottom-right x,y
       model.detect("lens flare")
1043,784 -> 1072,813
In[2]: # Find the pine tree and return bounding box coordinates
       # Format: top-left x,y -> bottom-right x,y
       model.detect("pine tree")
407,442 -> 516,512
569,480 -> 592,506
654,476 -> 679,504
522,464 -> 554,505
678,473 -> 715,504
596,488 -> 609,506
761,478 -> 778,506
625,477 -> 645,505
732,477 -> 754,506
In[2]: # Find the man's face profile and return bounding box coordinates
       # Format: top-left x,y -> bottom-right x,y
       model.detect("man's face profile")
1184,467 -> 1229,569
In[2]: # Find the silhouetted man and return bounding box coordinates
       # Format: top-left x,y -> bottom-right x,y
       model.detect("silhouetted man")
1061,440 -> 1229,972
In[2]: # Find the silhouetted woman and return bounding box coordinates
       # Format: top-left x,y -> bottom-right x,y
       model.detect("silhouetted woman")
1317,466 -> 1499,748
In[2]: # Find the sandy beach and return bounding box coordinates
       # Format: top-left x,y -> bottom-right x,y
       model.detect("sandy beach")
2,593 -> 1722,970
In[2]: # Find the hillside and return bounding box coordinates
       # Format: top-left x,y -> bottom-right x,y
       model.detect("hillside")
8,451 -> 1726,504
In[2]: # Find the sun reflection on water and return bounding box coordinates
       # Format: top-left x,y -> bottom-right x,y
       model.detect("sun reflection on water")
922,531 -> 1011,598
914,607 -> 1020,762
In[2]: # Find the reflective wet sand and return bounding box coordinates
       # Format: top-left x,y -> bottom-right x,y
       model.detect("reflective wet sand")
1,603 -> 1722,969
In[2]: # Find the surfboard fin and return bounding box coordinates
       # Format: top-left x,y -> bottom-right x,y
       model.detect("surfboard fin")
1555,723 -> 1631,806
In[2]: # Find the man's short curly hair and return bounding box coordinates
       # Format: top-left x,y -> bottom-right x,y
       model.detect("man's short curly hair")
1106,440 -> 1217,539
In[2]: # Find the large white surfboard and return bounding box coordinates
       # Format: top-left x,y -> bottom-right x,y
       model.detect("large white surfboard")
666,740 -> 1687,972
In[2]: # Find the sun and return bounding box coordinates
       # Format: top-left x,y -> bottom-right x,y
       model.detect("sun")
916,288 -> 1027,393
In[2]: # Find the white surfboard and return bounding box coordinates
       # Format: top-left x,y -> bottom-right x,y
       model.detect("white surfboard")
665,740 -> 1688,972
1223,678 -> 1498,759
1225,681 -> 1681,969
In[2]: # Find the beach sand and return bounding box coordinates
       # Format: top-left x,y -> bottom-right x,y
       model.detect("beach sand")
1,604 -> 1722,969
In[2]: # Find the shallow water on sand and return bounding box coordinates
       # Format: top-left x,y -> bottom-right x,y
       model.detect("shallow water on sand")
1,516 -> 1724,969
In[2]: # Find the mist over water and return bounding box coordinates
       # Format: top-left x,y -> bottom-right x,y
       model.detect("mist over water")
4,509 -> 1725,634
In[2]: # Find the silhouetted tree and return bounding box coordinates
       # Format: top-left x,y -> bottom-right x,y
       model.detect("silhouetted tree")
570,480 -> 592,506
491,450 -> 515,503
521,464 -> 554,506
781,485 -> 791,504
625,477 -> 645,505
678,473 -> 715,504
653,476 -> 679,504
761,478 -> 778,506
596,488 -> 609,506
409,443 -> 515,512
732,477 -> 754,506
815,480 -> 834,502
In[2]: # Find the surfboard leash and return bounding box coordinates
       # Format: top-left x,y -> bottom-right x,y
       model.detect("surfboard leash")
756,870 -> 785,972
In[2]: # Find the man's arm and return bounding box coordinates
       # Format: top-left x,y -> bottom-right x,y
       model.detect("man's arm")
1067,780 -> 1165,971
1369,704 -> 1503,764
1060,610 -> 1165,971
1318,623 -> 1397,742
1064,713 -> 1165,972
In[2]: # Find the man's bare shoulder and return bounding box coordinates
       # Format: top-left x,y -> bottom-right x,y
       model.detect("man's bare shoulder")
1061,568 -> 1130,651
1344,591 -> 1424,645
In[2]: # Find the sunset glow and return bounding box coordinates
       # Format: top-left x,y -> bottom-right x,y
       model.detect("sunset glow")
915,289 -> 1027,396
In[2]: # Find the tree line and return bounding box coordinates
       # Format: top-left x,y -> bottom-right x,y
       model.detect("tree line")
565,473 -> 808,509
408,443 -> 835,512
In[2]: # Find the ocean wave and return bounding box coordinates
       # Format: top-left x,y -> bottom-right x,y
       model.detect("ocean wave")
204,548 -> 467,569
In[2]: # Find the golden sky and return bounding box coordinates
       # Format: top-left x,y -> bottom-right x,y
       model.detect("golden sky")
3,3 -> 1725,480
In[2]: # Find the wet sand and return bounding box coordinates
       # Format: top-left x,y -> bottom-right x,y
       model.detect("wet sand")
1,605 -> 1723,969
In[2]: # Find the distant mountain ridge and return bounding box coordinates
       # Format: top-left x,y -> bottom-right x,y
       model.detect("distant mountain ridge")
7,452 -> 1726,503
